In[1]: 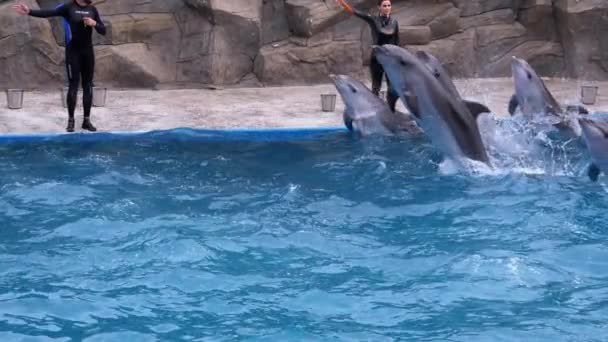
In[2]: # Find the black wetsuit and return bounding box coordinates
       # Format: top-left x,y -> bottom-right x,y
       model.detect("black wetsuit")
29,1 -> 106,123
354,9 -> 400,111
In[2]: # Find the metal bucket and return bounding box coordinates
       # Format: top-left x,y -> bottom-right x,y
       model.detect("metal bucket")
320,93 -> 337,112
92,86 -> 107,107
6,89 -> 24,109
581,85 -> 599,105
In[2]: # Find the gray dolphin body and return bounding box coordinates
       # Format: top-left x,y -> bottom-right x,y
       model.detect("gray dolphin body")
373,44 -> 490,165
510,57 -> 587,136
415,51 -> 492,118
332,75 -> 421,136
579,118 -> 608,181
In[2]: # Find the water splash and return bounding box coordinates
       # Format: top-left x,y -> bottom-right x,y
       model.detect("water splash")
476,113 -> 586,177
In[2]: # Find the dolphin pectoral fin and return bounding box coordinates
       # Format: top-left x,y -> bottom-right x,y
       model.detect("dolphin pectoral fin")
508,94 -> 518,116
403,92 -> 420,119
464,100 -> 491,119
588,163 -> 601,182
343,112 -> 354,132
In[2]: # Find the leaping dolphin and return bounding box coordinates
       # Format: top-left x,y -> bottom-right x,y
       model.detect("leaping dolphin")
331,74 -> 421,136
373,44 -> 490,166
415,50 -> 492,118
509,57 -> 588,136
579,118 -> 608,181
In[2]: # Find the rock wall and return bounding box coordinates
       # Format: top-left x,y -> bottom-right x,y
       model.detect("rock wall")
0,0 -> 606,89
554,0 -> 608,80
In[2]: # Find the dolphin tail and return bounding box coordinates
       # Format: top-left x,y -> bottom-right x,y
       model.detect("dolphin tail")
464,100 -> 491,119
508,94 -> 519,116
588,163 -> 601,182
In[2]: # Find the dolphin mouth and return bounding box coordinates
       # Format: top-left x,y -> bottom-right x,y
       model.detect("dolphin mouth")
511,56 -> 525,69
372,45 -> 387,57
329,74 -> 346,87
330,75 -> 350,96
511,56 -> 523,63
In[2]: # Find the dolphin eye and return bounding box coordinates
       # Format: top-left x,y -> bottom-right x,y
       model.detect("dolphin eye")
527,72 -> 532,80
348,85 -> 357,93
400,60 -> 407,66
433,70 -> 440,78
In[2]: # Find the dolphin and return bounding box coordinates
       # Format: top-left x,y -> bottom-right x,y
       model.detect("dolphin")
415,50 -> 492,118
579,118 -> 608,181
509,57 -> 588,136
372,44 -> 490,165
331,74 -> 421,136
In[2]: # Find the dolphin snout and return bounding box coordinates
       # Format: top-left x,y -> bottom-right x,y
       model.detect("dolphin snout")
372,45 -> 385,55
511,56 -> 523,67
329,74 -> 347,83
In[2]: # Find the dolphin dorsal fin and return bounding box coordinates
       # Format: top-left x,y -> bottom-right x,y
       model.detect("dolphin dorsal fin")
464,100 -> 491,119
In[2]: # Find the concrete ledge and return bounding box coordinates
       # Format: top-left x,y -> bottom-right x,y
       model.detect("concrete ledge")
0,78 -> 606,134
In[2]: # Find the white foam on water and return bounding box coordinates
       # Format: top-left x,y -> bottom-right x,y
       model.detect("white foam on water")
474,113 -> 584,177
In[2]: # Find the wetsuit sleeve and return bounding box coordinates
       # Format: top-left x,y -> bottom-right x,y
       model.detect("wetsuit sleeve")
28,4 -> 67,18
353,9 -> 375,27
92,7 -> 106,36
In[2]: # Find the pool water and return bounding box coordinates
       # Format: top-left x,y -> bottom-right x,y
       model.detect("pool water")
1,128 -> 608,341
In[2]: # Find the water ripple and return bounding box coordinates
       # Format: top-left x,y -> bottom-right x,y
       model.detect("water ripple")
1,130 -> 607,340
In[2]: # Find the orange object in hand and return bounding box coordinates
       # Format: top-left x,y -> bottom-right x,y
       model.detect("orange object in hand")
335,0 -> 354,14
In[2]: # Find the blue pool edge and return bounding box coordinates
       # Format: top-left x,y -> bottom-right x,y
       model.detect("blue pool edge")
0,126 -> 349,143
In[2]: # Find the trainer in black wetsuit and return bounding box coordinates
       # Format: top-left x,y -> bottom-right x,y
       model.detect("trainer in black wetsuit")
338,0 -> 400,112
22,0 -> 106,132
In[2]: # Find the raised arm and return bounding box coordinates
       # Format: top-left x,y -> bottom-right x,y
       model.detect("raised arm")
335,0 -> 374,25
23,3 -> 67,18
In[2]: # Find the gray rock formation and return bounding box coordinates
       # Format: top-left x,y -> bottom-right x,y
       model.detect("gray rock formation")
0,0 -> 606,89
0,0 -> 64,89
554,0 -> 608,80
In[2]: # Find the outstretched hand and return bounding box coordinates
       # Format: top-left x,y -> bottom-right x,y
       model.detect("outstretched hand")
11,3 -> 31,15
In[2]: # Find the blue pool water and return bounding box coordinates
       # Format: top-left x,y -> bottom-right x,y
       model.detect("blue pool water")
1,127 -> 608,341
